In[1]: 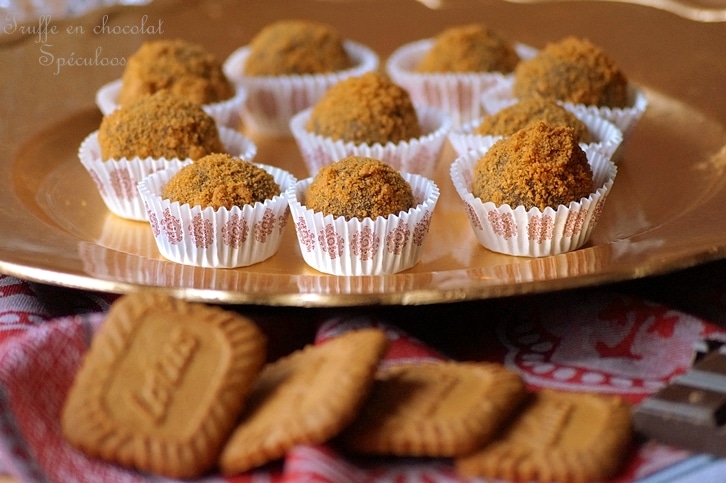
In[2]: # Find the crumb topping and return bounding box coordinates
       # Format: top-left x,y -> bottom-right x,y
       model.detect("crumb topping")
475,97 -> 593,144
162,153 -> 280,210
304,156 -> 415,220
305,72 -> 422,145
472,121 -> 594,210
118,38 -> 234,106
243,19 -> 352,76
513,36 -> 628,108
416,24 -> 520,74
98,90 -> 223,161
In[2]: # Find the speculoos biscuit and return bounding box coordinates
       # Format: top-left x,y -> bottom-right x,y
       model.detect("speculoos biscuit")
219,328 -> 388,475
456,388 -> 633,483
61,292 -> 267,479
337,361 -> 527,457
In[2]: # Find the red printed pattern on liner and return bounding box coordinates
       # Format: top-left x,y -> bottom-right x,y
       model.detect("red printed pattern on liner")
413,211 -> 432,245
109,168 -> 134,200
295,216 -> 316,252
297,213 -> 433,261
161,208 -> 183,244
564,210 -> 587,237
189,214 -> 214,249
221,214 -> 250,247
352,226 -> 380,261
318,224 -> 345,260
254,208 -> 276,243
151,209 -> 279,248
528,214 -> 554,243
385,223 -> 409,255
465,203 -> 483,230
487,210 -> 516,238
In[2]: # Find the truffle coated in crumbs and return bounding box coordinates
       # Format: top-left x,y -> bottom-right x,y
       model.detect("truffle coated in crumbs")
304,156 -> 415,220
162,153 -> 280,210
416,24 -> 520,74
472,121 -> 594,211
475,97 -> 594,144
243,19 -> 353,76
98,90 -> 223,161
513,36 -> 629,108
118,38 -> 235,106
305,71 -> 422,145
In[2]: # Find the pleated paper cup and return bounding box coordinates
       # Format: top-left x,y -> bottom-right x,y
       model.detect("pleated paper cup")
481,75 -> 647,140
447,108 -> 623,160
285,173 -> 440,275
137,163 -> 295,268
385,38 -> 537,128
223,40 -> 379,137
449,144 -> 617,257
79,126 -> 257,222
289,104 -> 452,177
95,78 -> 247,129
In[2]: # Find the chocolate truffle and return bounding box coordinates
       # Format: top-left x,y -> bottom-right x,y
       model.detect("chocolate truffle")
472,121 -> 594,210
305,72 -> 422,145
305,155 -> 415,220
162,153 -> 280,210
243,19 -> 352,76
416,24 -> 519,74
118,38 -> 235,106
475,97 -> 593,144
513,36 -> 629,108
98,90 -> 223,161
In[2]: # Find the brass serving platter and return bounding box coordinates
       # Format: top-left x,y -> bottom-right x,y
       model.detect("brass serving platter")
1,0 -> 725,306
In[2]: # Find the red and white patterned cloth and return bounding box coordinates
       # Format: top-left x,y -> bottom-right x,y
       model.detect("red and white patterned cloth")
1,267 -> 726,482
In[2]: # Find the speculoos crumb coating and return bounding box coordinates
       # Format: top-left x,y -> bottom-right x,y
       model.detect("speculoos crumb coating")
98,90 -> 224,161
304,156 -> 415,220
472,121 -> 594,211
415,24 -> 520,74
513,36 -> 629,108
118,38 -> 235,106
475,97 -> 594,144
243,19 -> 353,76
305,71 -> 422,145
162,153 -> 280,210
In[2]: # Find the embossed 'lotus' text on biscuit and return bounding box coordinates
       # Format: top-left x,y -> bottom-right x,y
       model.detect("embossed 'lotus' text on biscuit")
129,328 -> 199,425
61,292 -> 267,480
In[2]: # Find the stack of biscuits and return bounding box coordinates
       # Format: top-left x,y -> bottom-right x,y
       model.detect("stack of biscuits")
61,293 -> 633,482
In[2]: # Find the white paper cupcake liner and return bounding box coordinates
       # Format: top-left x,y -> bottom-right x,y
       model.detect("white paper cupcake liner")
79,126 -> 257,222
285,173 -> 440,275
223,40 -> 379,137
95,78 -> 248,129
447,108 -> 623,160
481,75 -> 647,139
449,144 -> 617,257
289,103 -> 452,178
137,163 -> 295,268
385,39 -> 537,128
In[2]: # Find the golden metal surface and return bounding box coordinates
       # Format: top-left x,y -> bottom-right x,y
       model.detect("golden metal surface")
1,0 -> 725,306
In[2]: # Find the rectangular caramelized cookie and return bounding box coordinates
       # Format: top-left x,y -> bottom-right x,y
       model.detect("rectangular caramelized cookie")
338,361 -> 527,458
219,328 -> 388,476
456,388 -> 633,483
61,292 -> 267,479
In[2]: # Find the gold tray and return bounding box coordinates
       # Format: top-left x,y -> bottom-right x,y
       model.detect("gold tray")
1,0 -> 725,306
